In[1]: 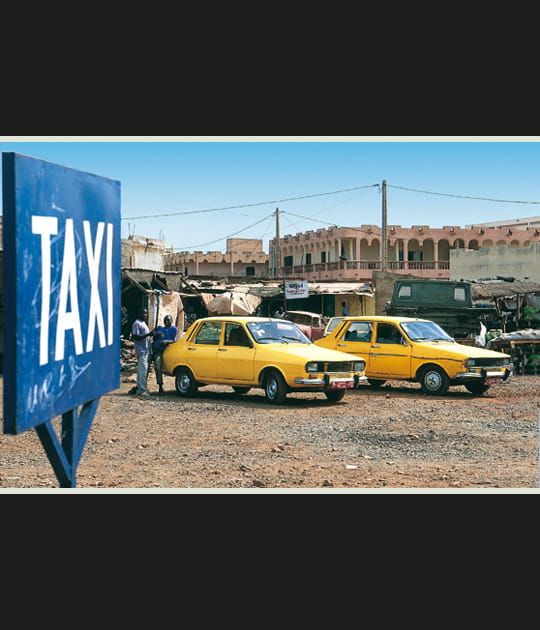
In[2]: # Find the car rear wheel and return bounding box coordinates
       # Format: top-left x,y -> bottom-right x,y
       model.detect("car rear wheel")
420,366 -> 450,395
264,370 -> 288,405
175,367 -> 199,397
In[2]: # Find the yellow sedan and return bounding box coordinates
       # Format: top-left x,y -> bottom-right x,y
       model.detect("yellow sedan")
316,316 -> 512,396
161,317 -> 367,404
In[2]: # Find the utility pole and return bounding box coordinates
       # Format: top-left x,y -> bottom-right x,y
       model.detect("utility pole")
274,207 -> 281,278
274,207 -> 288,312
381,180 -> 388,273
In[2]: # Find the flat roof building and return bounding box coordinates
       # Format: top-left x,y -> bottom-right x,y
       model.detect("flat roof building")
273,221 -> 540,283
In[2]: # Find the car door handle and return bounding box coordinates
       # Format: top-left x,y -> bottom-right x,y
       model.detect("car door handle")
218,348 -> 228,352
372,345 -> 381,349
338,343 -> 347,347
188,347 -> 197,351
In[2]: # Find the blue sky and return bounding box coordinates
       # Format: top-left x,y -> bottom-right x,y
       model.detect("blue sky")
2,137 -> 540,253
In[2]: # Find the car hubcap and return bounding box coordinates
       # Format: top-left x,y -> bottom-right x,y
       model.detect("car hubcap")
179,374 -> 190,392
425,371 -> 442,391
267,378 -> 278,399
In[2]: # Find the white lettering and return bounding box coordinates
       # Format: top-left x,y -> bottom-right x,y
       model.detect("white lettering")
33,216 -> 115,365
107,223 -> 114,345
84,221 -> 106,352
55,219 -> 84,361
32,216 -> 58,366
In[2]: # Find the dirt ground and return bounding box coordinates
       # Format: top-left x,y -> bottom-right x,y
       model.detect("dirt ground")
1,373 -> 539,492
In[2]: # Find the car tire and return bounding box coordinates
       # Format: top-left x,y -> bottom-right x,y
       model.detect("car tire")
465,383 -> 491,396
232,387 -> 251,395
325,390 -> 346,402
420,366 -> 450,395
175,367 -> 199,398
264,370 -> 288,405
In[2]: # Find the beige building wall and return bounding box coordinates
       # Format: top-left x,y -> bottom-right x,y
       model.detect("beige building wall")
274,222 -> 540,283
450,242 -> 540,283
122,235 -> 171,271
165,238 -> 269,278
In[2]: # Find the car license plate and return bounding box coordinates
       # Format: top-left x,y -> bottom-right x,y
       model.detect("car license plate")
485,378 -> 501,386
330,381 -> 353,390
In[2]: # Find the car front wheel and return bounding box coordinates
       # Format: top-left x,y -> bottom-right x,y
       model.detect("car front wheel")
465,383 -> 491,395
420,366 -> 450,395
264,370 -> 288,405
325,390 -> 346,402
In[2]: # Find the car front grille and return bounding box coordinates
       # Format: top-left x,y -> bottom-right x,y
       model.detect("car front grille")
313,361 -> 356,373
473,358 -> 508,368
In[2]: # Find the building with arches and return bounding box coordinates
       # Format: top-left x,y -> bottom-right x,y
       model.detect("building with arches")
273,222 -> 540,282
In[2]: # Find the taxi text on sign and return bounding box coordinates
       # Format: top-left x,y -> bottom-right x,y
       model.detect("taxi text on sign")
2,153 -> 121,435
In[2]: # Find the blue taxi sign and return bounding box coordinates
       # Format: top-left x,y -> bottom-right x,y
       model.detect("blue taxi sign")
2,153 -> 121,436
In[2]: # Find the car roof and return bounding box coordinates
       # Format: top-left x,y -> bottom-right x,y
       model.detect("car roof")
286,311 -> 321,317
195,316 -> 289,323
343,316 -> 432,323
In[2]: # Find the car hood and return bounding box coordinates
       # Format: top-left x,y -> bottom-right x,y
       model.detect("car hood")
419,342 -> 510,360
262,343 -> 361,363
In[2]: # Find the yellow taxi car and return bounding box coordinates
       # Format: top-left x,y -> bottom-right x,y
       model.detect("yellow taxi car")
161,317 -> 367,404
315,316 -> 512,396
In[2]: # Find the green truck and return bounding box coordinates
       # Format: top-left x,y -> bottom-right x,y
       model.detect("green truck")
385,279 -> 496,339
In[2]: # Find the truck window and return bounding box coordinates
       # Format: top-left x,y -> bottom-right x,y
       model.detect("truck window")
454,287 -> 467,302
398,285 -> 412,299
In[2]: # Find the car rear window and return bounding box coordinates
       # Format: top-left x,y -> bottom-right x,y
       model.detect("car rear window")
194,322 -> 222,345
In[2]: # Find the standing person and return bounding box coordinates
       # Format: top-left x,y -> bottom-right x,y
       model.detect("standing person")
151,315 -> 178,394
131,308 -> 153,397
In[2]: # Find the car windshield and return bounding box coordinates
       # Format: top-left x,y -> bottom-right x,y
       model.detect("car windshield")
326,317 -> 344,333
401,321 -> 454,342
247,321 -> 312,344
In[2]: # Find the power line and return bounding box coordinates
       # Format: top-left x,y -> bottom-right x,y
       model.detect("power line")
282,210 -> 382,237
171,213 -> 275,252
124,181 -> 540,223
122,184 -> 379,220
388,184 -> 540,205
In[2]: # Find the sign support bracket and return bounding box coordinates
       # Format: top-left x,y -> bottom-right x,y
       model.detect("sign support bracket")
35,399 -> 101,488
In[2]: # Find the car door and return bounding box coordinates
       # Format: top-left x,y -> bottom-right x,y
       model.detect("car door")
331,321 -> 374,370
369,322 -> 412,378
216,323 -> 256,383
185,321 -> 223,379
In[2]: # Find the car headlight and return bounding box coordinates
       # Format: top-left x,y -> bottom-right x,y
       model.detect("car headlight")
465,359 -> 477,369
306,362 -> 320,373
353,361 -> 365,372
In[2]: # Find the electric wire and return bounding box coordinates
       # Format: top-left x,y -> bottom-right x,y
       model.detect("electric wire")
171,213 -> 275,252
387,184 -> 540,205
122,184 -> 380,220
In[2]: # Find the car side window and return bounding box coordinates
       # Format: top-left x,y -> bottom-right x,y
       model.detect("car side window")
194,322 -> 222,345
225,324 -> 252,347
344,322 -> 373,342
376,323 -> 405,345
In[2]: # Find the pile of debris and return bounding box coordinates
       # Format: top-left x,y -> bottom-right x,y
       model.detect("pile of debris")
487,329 -> 540,375
121,337 -> 137,373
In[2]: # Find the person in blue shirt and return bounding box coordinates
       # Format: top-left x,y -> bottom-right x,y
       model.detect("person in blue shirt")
151,315 -> 178,394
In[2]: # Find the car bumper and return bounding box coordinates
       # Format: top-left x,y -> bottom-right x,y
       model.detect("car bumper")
454,368 -> 512,383
294,375 -> 368,389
